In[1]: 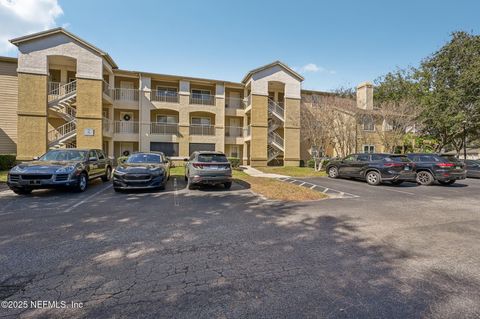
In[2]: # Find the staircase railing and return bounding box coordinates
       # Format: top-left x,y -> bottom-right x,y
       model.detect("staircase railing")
48,120 -> 76,144
269,131 -> 284,150
268,98 -> 285,121
268,145 -> 282,162
48,80 -> 77,102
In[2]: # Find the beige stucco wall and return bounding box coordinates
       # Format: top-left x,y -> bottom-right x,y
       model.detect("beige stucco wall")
283,98 -> 300,166
17,73 -> 48,160
250,94 -> 268,166
76,79 -> 103,149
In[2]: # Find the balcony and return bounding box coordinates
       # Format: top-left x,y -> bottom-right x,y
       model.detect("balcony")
114,88 -> 139,102
190,94 -> 215,106
114,121 -> 139,134
102,117 -> 113,136
189,124 -> 215,136
102,80 -> 113,99
150,123 -> 179,135
151,91 -> 179,103
243,125 -> 251,141
225,126 -> 243,137
225,97 -> 245,109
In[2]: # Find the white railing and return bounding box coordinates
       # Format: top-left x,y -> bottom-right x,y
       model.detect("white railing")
103,80 -> 113,98
150,123 -> 179,135
114,88 -> 139,101
225,97 -> 245,109
190,94 -> 215,106
269,131 -> 284,149
102,117 -> 113,134
268,145 -> 282,162
48,80 -> 77,102
225,126 -> 243,137
151,91 -> 179,103
59,104 -> 77,119
114,121 -> 139,134
268,98 -> 285,120
48,120 -> 76,143
189,124 -> 215,135
244,125 -> 251,137
246,94 -> 252,108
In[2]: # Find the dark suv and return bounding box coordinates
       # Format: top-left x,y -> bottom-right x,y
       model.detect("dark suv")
406,153 -> 466,185
326,153 -> 416,185
7,148 -> 113,194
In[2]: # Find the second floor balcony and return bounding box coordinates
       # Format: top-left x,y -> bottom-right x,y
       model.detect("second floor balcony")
190,93 -> 215,106
225,126 -> 243,137
189,124 -> 215,136
114,88 -> 139,102
151,91 -> 179,103
114,121 -> 139,134
150,122 -> 179,135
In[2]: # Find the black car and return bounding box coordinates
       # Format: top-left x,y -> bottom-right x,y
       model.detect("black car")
7,149 -> 113,194
113,152 -> 170,192
326,153 -> 416,186
406,153 -> 466,185
460,159 -> 480,178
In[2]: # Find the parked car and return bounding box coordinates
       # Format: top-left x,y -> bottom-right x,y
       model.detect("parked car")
184,151 -> 232,189
326,153 -> 416,186
406,153 -> 466,185
7,149 -> 112,194
460,159 -> 480,178
113,152 -> 170,192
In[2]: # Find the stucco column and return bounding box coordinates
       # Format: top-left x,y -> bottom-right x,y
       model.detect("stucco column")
16,73 -> 48,160
178,80 -> 190,157
215,83 -> 225,152
243,115 -> 249,165
76,78 -> 103,149
139,76 -> 151,152
283,97 -> 300,166
250,94 -> 268,166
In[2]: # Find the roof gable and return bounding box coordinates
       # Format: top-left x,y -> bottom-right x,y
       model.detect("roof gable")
242,60 -> 304,83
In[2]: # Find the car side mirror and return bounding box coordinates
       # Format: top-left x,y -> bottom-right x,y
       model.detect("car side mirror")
184,158 -> 188,162
33,156 -> 39,160
89,157 -> 98,162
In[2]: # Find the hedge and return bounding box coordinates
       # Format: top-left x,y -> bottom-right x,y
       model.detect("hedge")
0,155 -> 16,170
227,157 -> 241,168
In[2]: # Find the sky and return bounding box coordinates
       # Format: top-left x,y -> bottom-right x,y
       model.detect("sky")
1,0 -> 480,91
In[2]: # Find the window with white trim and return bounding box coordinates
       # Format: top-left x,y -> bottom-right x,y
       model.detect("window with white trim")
156,115 -> 178,124
191,117 -> 211,125
363,145 -> 375,153
363,117 -> 375,131
156,86 -> 177,96
191,89 -> 211,99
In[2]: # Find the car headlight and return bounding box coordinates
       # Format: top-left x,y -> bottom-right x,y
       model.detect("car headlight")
56,166 -> 76,174
113,168 -> 126,175
11,166 -> 26,173
149,168 -> 164,176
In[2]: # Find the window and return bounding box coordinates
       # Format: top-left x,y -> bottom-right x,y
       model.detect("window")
156,115 -> 178,124
191,89 -> 211,98
383,119 -> 393,131
363,145 -> 375,153
357,154 -> 370,162
363,117 -> 375,131
156,86 -> 177,96
343,155 -> 357,162
189,143 -> 215,155
88,150 -> 97,159
230,146 -> 239,158
197,154 -> 228,163
96,150 -> 105,160
127,153 -> 162,163
150,142 -> 179,157
191,117 -> 211,125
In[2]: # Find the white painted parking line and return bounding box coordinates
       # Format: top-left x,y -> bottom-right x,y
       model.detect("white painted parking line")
309,185 -> 316,189
378,187 -> 416,195
173,178 -> 179,206
64,184 -> 112,213
277,177 -> 359,199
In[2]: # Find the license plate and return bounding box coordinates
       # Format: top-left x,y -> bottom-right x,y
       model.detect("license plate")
404,166 -> 410,171
29,180 -> 41,185
456,166 -> 461,170
210,166 -> 219,170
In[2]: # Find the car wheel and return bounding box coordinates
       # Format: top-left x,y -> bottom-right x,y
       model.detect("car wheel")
184,174 -> 188,182
74,172 -> 88,192
391,180 -> 404,185
113,187 -> 122,193
12,187 -> 32,195
158,182 -> 166,191
366,171 -> 381,186
101,166 -> 112,182
438,180 -> 455,185
224,182 -> 232,189
416,171 -> 434,186
328,166 -> 339,178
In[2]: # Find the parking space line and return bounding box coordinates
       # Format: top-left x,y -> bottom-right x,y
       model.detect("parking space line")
278,177 -> 359,199
64,184 -> 112,213
377,187 -> 416,195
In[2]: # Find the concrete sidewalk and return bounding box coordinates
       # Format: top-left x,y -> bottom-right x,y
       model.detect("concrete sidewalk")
240,166 -> 288,178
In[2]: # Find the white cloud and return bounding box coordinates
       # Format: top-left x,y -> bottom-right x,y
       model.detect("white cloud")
296,63 -> 336,75
0,0 -> 63,54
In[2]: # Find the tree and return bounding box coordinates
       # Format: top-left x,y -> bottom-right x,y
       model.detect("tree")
414,31 -> 480,154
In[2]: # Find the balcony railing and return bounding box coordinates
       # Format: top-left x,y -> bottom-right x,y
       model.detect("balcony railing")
246,94 -> 252,108
114,121 -> 139,134
189,124 -> 215,136
225,97 -> 245,109
102,117 -> 113,134
103,80 -> 113,98
190,94 -> 215,106
244,125 -> 251,137
151,91 -> 179,103
114,88 -> 139,101
48,81 -> 77,102
225,126 -> 243,137
150,123 -> 179,135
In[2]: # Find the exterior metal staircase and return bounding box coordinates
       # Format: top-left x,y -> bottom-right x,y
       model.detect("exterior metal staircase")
47,81 -> 77,148
267,98 -> 285,163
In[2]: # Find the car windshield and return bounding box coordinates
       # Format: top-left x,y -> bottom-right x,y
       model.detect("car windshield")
126,154 -> 161,163
39,150 -> 87,161
197,154 -> 228,163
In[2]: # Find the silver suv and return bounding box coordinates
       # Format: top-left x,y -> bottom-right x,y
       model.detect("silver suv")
184,151 -> 232,189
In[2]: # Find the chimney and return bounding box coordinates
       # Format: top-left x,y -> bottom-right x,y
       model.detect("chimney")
356,82 -> 374,110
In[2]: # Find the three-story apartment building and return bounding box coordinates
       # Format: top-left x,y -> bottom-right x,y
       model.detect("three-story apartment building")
0,28 -> 386,166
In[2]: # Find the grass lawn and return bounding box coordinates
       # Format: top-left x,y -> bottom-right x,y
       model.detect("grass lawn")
169,166 -> 185,176
233,170 -> 327,201
254,166 -> 327,178
0,170 -> 8,183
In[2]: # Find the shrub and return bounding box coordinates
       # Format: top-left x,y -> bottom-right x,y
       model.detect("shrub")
0,155 -> 16,170
228,157 -> 241,168
307,159 -> 315,168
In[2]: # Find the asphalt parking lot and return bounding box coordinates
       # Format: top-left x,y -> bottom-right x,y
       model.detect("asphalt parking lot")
0,175 -> 480,318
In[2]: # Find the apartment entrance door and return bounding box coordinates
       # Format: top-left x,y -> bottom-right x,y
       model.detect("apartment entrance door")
120,142 -> 134,157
